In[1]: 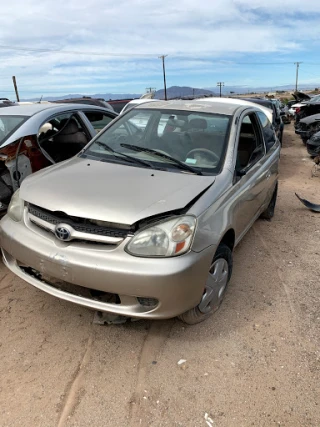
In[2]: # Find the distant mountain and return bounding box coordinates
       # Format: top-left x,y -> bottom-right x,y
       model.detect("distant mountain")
21,83 -> 319,103
156,86 -> 216,99
22,86 -> 216,102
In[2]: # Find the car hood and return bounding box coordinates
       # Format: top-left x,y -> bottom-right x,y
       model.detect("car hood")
300,113 -> 320,125
292,92 -> 311,102
21,157 -> 215,224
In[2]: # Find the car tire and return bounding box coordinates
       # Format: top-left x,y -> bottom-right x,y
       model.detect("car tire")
260,182 -> 278,221
178,244 -> 233,325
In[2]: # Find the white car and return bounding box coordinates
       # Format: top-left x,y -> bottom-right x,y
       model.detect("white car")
289,102 -> 305,116
120,99 -> 160,114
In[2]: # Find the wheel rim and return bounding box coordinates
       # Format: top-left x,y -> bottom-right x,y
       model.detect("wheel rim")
198,259 -> 229,314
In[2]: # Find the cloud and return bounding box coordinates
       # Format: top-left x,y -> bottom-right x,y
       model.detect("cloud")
0,0 -> 320,96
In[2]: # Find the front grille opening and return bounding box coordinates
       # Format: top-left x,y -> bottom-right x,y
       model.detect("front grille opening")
89,289 -> 121,304
28,204 -> 132,239
137,297 -> 158,308
18,265 -> 159,310
19,266 -> 121,303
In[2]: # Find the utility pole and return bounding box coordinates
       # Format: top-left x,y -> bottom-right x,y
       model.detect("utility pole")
12,76 -> 20,102
159,55 -> 168,100
217,82 -> 224,97
294,62 -> 302,92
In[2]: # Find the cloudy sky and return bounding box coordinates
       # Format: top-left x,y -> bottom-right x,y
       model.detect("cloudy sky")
1,0 -> 320,98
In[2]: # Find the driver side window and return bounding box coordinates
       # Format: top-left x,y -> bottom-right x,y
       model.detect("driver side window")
236,113 -> 264,171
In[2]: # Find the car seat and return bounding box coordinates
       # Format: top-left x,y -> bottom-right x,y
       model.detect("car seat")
41,118 -> 88,162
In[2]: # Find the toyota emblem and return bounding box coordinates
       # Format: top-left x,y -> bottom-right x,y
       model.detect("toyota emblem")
55,224 -> 72,241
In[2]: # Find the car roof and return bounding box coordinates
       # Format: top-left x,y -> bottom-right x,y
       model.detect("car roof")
137,98 -> 272,120
137,99 -> 241,114
128,99 -> 159,105
0,103 -> 114,117
120,98 -> 160,114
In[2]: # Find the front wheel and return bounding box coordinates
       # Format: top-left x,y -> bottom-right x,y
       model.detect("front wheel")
178,244 -> 233,325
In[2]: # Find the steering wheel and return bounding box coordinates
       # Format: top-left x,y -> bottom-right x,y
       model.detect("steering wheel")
186,148 -> 219,163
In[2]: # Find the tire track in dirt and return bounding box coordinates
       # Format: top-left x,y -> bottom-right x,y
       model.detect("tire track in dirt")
253,224 -> 297,317
57,331 -> 94,427
129,320 -> 174,427
0,273 -> 13,296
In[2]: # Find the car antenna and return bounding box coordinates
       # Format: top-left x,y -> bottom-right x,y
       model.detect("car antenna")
38,95 -> 43,103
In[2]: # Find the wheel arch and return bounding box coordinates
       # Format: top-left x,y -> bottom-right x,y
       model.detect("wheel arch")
218,228 -> 235,252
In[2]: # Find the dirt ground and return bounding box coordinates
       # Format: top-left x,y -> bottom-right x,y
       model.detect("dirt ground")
0,123 -> 319,427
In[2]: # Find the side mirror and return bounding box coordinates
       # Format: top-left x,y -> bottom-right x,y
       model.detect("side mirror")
280,111 -> 286,116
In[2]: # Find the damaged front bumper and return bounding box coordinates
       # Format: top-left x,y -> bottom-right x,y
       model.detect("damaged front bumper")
0,214 -> 215,319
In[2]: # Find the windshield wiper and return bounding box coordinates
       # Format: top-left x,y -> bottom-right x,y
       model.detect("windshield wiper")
93,141 -> 152,168
120,143 -> 202,175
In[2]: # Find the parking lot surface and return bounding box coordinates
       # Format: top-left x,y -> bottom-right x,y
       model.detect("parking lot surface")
0,124 -> 319,427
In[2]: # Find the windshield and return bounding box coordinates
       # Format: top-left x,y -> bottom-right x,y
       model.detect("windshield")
0,115 -> 27,145
82,108 -> 231,175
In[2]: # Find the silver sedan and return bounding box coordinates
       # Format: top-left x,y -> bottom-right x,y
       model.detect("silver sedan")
0,99 -> 280,324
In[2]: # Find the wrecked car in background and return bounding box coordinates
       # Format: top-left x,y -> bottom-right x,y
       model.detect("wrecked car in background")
305,130 -> 320,157
289,91 -> 311,117
292,92 -> 320,123
295,113 -> 320,144
0,99 -> 280,324
0,104 -> 117,213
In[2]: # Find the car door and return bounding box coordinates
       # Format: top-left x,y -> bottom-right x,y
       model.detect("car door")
232,111 -> 269,240
38,111 -> 92,164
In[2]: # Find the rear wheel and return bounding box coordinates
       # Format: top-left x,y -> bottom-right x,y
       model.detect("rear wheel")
260,182 -> 278,220
178,244 -> 233,325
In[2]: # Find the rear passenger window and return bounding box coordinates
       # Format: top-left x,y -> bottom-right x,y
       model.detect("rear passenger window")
84,111 -> 114,133
236,114 -> 265,170
257,111 -> 276,152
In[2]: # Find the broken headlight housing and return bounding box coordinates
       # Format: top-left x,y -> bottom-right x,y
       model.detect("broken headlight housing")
126,216 -> 196,257
7,189 -> 24,222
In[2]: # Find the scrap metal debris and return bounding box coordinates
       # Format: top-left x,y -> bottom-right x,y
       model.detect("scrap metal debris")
204,412 -> 214,427
295,193 -> 320,212
311,155 -> 320,177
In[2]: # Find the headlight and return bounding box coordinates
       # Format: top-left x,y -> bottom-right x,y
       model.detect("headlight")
7,190 -> 24,222
126,216 -> 196,257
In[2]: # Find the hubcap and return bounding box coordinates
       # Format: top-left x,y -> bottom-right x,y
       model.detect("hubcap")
198,258 -> 229,314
